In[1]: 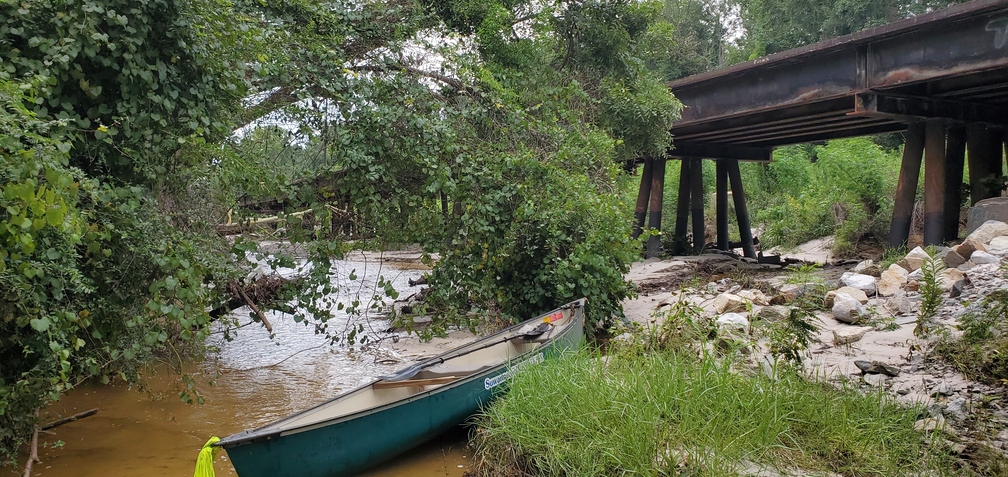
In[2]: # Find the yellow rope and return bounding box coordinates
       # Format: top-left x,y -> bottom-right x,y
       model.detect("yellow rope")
193,436 -> 221,477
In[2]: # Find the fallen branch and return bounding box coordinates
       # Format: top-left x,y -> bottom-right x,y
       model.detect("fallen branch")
40,408 -> 98,431
23,409 -> 39,477
233,283 -> 273,333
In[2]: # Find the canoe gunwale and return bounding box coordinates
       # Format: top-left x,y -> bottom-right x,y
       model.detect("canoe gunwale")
216,298 -> 586,449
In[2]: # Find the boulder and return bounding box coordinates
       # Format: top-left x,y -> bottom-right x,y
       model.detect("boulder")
853,259 -> 882,277
971,251 -> 1002,265
938,268 -> 966,291
756,305 -> 791,323
954,239 -> 984,260
965,219 -> 1008,245
854,360 -> 901,377
883,293 -> 913,315
715,312 -> 750,333
737,289 -> 770,306
825,286 -> 869,307
938,248 -> 966,269
988,236 -> 1008,255
906,280 -> 920,292
904,246 -> 932,271
966,198 -> 1008,235
711,293 -> 747,314
832,292 -> 867,324
877,264 -> 909,297
840,272 -> 877,296
832,326 -> 872,345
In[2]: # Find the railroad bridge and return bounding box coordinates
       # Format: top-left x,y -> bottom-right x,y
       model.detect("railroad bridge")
636,0 -> 1008,258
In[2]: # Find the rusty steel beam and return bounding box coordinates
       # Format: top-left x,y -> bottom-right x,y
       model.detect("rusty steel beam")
923,121 -> 947,246
669,142 -> 772,162
737,122 -> 906,147
632,157 -> 654,240
727,160 -> 757,259
853,93 -> 1008,125
690,159 -> 705,253
889,123 -> 925,248
944,126 -> 967,241
673,111 -> 841,142
673,160 -> 693,255
645,158 -> 667,259
716,161 -> 729,250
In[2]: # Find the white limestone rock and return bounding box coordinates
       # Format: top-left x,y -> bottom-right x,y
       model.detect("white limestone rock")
716,312 -> 750,334
965,220 -> 1008,246
832,292 -> 867,324
971,251 -> 1001,265
840,272 -> 877,296
905,246 -> 932,271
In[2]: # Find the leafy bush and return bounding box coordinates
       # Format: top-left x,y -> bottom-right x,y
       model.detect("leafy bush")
745,137 -> 901,256
0,78 -> 239,468
424,155 -> 638,332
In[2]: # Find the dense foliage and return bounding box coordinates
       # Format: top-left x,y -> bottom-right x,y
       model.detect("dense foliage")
743,138 -> 903,255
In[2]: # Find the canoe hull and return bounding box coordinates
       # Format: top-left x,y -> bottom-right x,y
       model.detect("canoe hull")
222,302 -> 584,477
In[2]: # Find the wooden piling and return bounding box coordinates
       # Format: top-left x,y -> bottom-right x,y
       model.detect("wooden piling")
727,160 -> 757,259
923,120 -> 946,246
944,126 -> 966,242
690,159 -> 705,253
716,160 -> 729,251
888,123 -> 924,248
632,157 -> 654,240
645,158 -> 667,258
967,124 -> 994,205
673,160 -> 692,255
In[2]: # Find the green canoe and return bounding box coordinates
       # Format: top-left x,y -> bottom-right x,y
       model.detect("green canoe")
216,299 -> 586,477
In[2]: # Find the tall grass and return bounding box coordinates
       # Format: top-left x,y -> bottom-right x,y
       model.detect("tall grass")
472,349 -> 955,476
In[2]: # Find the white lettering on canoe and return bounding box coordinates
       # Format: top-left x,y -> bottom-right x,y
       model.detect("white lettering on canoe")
484,353 -> 545,390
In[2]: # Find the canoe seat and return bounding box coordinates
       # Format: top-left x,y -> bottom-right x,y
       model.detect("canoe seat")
422,362 -> 496,378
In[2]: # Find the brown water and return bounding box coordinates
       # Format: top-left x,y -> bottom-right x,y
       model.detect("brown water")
18,259 -> 473,477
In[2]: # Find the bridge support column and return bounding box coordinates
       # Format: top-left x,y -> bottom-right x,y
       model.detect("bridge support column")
967,124 -> 999,205
690,159 -> 705,253
923,120 -> 947,246
645,158 -> 667,258
673,160 -> 692,255
889,123 -> 925,248
727,160 -> 757,259
632,157 -> 654,240
716,160 -> 729,250
944,126 -> 966,242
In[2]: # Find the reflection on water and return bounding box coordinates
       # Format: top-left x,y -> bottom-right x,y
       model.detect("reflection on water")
19,258 -> 472,477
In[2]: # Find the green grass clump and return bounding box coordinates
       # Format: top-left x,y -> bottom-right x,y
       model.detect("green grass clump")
472,350 -> 954,476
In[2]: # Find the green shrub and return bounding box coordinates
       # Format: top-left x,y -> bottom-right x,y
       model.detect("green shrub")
745,137 -> 901,255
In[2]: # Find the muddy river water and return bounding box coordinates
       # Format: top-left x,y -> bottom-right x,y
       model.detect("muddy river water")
19,257 -> 473,477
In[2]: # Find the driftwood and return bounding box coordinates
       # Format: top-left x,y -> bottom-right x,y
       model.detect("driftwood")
215,209 -> 313,236
40,408 -> 98,431
234,284 -> 273,333
23,410 -> 39,477
209,275 -> 295,319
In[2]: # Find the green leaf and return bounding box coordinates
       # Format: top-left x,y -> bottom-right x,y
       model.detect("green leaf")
30,317 -> 51,332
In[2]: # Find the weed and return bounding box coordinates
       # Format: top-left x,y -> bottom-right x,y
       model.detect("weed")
783,263 -> 823,286
881,245 -> 908,269
916,257 -> 944,338
766,306 -> 818,367
634,295 -> 713,354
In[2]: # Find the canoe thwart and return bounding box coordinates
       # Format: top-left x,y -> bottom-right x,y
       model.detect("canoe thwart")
371,376 -> 459,389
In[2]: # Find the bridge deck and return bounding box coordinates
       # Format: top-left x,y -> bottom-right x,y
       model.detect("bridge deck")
667,0 -> 1008,161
